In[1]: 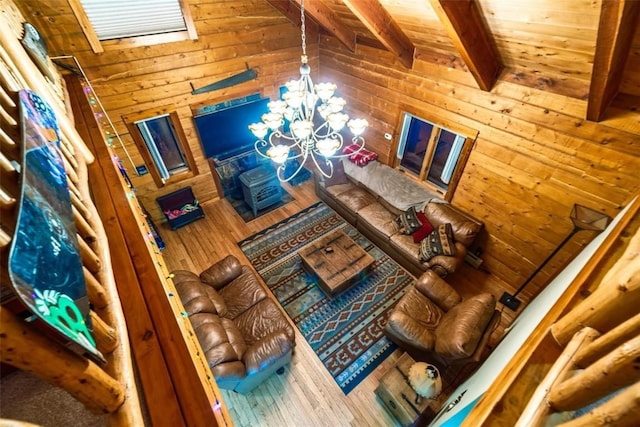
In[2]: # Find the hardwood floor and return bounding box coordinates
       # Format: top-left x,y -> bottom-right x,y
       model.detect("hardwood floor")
159,179 -> 519,427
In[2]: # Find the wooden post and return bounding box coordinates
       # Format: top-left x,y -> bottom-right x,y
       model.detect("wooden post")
90,310 -> 119,354
83,267 -> 109,309
74,207 -> 98,243
556,381 -> 640,427
78,234 -> 102,273
0,307 -> 125,414
551,227 -> 640,346
574,312 -> 640,368
515,327 -> 601,427
548,334 -> 640,411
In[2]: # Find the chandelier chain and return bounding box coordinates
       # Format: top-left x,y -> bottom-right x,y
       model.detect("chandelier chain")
300,0 -> 306,57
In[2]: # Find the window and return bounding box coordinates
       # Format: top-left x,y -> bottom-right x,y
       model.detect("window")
395,108 -> 477,201
124,111 -> 197,187
69,0 -> 197,53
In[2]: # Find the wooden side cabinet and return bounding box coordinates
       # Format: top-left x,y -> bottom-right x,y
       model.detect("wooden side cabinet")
375,353 -> 440,427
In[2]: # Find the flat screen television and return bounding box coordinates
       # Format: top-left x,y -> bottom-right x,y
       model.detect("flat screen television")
194,97 -> 270,160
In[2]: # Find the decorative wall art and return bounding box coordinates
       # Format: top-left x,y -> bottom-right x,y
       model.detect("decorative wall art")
8,89 -> 103,363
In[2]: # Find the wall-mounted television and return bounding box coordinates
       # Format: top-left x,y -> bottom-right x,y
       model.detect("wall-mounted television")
193,97 -> 270,160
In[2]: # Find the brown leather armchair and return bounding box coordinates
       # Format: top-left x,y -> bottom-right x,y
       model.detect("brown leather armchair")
172,255 -> 295,394
385,270 -> 500,368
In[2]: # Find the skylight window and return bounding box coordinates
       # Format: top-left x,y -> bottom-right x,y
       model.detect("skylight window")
80,0 -> 187,40
70,0 -> 197,52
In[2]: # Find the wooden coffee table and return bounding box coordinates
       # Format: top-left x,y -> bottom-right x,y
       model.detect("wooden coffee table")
299,229 -> 375,295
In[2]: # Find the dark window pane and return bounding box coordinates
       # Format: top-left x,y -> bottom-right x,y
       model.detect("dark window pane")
400,118 -> 433,175
426,129 -> 458,190
145,117 -> 187,173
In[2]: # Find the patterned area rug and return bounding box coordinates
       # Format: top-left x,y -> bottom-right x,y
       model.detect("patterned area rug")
238,201 -> 415,393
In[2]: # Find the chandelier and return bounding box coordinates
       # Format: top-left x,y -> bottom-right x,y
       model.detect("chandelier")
248,0 -> 368,182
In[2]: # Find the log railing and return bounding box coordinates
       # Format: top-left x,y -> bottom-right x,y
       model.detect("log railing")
515,225 -> 640,426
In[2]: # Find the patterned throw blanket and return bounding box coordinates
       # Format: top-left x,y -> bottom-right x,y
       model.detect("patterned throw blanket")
342,158 -> 441,211
342,143 -> 379,166
238,202 -> 415,393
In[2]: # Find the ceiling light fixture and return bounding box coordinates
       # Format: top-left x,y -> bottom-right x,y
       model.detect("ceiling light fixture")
248,0 -> 368,182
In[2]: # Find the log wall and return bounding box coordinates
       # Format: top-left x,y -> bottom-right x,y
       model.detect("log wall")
318,34 -> 640,293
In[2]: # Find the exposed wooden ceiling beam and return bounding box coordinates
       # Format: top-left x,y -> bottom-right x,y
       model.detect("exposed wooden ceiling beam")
429,0 -> 502,91
587,0 -> 640,122
275,0 -> 357,53
341,0 -> 414,69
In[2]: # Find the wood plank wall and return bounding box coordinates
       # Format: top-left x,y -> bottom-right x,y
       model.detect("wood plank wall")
16,0 -> 317,223
317,34 -> 640,294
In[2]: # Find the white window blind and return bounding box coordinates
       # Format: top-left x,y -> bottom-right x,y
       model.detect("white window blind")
80,0 -> 187,40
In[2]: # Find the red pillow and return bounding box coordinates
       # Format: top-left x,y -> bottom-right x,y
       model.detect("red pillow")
412,212 -> 434,243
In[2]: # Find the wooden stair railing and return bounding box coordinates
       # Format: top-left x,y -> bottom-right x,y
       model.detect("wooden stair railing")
65,73 -> 232,427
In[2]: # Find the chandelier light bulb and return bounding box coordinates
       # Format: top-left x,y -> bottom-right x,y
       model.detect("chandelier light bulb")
328,97 -> 346,113
262,112 -> 283,130
316,138 -> 340,157
315,82 -> 337,101
249,122 -> 269,139
266,145 -> 290,164
283,91 -> 304,109
348,118 -> 369,136
317,104 -> 331,120
285,80 -> 301,91
268,100 -> 287,115
327,113 -> 349,131
291,120 -> 313,139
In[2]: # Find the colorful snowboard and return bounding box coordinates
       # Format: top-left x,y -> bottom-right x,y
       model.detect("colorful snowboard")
8,89 -> 103,363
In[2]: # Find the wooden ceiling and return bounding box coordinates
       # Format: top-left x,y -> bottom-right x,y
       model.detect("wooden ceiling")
266,0 -> 640,122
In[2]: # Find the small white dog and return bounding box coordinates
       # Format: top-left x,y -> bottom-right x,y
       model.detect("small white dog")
408,362 -> 442,401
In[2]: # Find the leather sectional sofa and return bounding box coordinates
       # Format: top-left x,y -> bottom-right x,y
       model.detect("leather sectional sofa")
172,255 -> 295,394
315,159 -> 483,278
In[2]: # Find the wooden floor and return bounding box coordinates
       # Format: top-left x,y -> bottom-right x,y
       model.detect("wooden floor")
159,179 -> 522,427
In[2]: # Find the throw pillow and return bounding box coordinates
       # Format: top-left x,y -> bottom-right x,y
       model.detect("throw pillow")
419,223 -> 456,262
395,206 -> 422,235
323,159 -> 349,187
412,211 -> 434,243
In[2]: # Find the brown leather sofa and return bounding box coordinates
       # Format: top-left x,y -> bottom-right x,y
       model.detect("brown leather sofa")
172,255 -> 295,394
315,159 -> 483,278
384,270 -> 500,369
